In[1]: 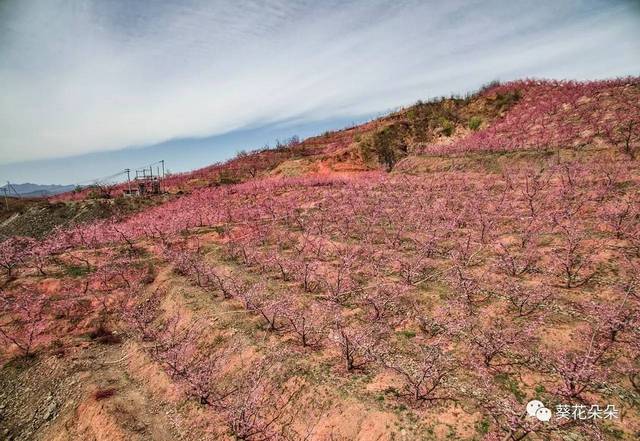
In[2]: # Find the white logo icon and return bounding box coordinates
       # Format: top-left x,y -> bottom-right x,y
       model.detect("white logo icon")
526,400 -> 544,417
535,407 -> 552,421
526,400 -> 552,421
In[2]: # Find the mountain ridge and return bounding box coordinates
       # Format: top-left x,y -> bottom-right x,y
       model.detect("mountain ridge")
1,183 -> 76,197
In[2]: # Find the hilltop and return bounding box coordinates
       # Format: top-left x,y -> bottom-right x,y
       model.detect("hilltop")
1,77 -> 639,441
43,77 -> 637,202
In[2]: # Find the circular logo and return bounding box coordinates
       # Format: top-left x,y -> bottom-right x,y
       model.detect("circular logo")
535,407 -> 552,422
526,400 -> 544,417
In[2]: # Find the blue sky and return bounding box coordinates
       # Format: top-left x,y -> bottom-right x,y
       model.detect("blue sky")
1,0 -> 639,184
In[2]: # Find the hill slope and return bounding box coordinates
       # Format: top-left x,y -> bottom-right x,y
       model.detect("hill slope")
50,77 -> 639,202
1,77 -> 640,441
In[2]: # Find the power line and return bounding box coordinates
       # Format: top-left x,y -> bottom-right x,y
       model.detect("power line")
72,170 -> 129,187
1,181 -> 21,211
71,160 -> 166,187
1,159 -> 166,204
132,160 -> 164,172
5,181 -> 21,198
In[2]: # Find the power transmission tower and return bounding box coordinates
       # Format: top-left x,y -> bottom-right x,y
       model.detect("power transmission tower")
6,181 -> 19,198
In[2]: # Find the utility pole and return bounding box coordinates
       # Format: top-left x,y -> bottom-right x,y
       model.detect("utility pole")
159,160 -> 165,193
125,169 -> 131,194
2,187 -> 8,211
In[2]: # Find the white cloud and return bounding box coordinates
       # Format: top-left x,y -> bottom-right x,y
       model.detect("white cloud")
1,0 -> 639,163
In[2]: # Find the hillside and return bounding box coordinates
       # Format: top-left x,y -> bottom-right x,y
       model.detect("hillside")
1,77 -> 640,441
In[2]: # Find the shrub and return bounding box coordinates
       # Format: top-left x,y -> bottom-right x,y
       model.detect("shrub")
478,79 -> 501,95
217,170 -> 240,185
439,117 -> 455,137
357,136 -> 374,164
468,116 -> 483,131
358,125 -> 409,171
369,123 -> 410,171
494,90 -> 521,111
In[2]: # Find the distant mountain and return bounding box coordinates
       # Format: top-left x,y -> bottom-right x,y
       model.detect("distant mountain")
0,183 -> 76,197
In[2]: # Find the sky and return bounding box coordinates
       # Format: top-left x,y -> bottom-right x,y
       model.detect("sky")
1,0 -> 639,185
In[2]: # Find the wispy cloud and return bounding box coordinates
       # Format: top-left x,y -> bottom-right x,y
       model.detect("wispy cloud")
1,0 -> 639,164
